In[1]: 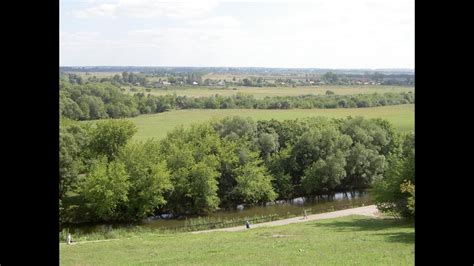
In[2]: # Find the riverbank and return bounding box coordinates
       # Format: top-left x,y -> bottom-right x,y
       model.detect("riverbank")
61,194 -> 372,242
193,205 -> 379,233
60,213 -> 413,265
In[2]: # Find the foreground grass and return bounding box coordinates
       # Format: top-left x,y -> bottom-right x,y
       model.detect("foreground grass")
126,85 -> 414,99
125,104 -> 414,141
60,215 -> 414,265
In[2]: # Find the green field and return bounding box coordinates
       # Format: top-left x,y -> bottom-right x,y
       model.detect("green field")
126,85 -> 414,99
121,104 -> 414,141
60,215 -> 414,265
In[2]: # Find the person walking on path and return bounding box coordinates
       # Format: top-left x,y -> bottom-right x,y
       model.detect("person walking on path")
66,233 -> 73,245
245,220 -> 251,229
303,210 -> 308,219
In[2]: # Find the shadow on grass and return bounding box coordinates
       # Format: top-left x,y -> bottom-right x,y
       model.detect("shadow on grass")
376,231 -> 414,244
310,215 -> 414,244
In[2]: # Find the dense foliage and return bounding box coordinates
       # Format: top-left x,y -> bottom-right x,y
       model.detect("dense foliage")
60,80 -> 414,121
372,133 -> 415,218
60,116 -> 413,224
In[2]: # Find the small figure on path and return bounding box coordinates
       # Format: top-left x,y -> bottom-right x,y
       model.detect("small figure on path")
303,210 -> 308,219
245,220 -> 251,229
66,233 -> 72,245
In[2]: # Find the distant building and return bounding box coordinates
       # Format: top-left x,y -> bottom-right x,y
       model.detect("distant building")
192,81 -> 198,85
163,81 -> 171,85
217,80 -> 225,86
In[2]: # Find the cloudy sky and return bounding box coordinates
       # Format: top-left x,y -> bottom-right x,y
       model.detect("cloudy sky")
60,0 -> 414,69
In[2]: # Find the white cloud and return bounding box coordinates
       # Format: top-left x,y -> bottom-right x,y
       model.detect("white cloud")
189,16 -> 241,28
62,0 -> 413,68
74,0 -> 220,19
74,4 -> 117,18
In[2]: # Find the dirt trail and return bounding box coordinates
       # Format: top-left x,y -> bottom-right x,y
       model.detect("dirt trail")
62,205 -> 379,245
192,205 -> 379,234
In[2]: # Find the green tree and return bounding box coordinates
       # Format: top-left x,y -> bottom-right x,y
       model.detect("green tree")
160,124 -> 223,213
77,95 -> 108,120
79,157 -> 130,220
213,116 -> 257,141
60,96 -> 83,120
59,123 -> 90,199
122,72 -> 129,83
301,152 -> 347,195
372,133 -> 414,218
118,140 -> 173,220
232,153 -> 277,204
88,120 -> 137,161
256,132 -> 279,158
343,142 -> 385,190
266,146 -> 294,199
322,72 -> 339,84
400,180 -> 415,216
188,160 -> 220,213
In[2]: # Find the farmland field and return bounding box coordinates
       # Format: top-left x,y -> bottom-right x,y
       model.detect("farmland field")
60,215 -> 414,265
125,85 -> 414,99
113,104 -> 414,141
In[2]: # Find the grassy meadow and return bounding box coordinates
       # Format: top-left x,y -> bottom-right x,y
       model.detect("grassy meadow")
60,215 -> 414,265
118,104 -> 414,141
125,85 -> 414,99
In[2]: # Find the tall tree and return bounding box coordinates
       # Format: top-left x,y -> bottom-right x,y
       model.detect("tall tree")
88,119 -> 137,161
118,140 -> 173,220
79,157 -> 130,220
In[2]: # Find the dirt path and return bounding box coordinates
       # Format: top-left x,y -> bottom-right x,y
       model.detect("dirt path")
60,239 -> 120,245
192,205 -> 379,234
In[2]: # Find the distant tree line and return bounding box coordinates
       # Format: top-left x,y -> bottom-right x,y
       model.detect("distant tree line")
62,69 -> 414,88
60,116 -> 414,224
60,80 -> 414,121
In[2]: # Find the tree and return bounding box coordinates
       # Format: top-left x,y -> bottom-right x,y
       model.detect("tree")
232,153 -> 276,204
88,119 -> 137,161
372,133 -> 414,218
242,78 -> 253,86
113,74 -> 122,83
343,142 -> 385,190
118,140 -> 173,220
59,122 -> 91,199
212,116 -> 257,140
79,157 -> 130,220
266,147 -> 294,199
122,72 -> 129,83
301,152 -> 347,195
256,132 -> 279,158
400,180 -> 415,216
77,95 -> 108,120
160,124 -> 223,213
322,72 -> 339,84
60,97 -> 83,120
188,160 -> 220,213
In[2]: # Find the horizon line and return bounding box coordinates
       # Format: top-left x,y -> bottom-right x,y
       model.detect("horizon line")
60,65 -> 414,70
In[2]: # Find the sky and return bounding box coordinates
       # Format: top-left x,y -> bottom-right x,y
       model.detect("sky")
60,0 -> 414,69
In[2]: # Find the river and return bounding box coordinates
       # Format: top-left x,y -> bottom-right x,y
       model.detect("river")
65,190 -> 371,234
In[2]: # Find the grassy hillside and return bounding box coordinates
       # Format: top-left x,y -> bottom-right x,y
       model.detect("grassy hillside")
60,215 -> 414,265
122,104 -> 414,141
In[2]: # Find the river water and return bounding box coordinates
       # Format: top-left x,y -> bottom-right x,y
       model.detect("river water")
66,191 -> 371,234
